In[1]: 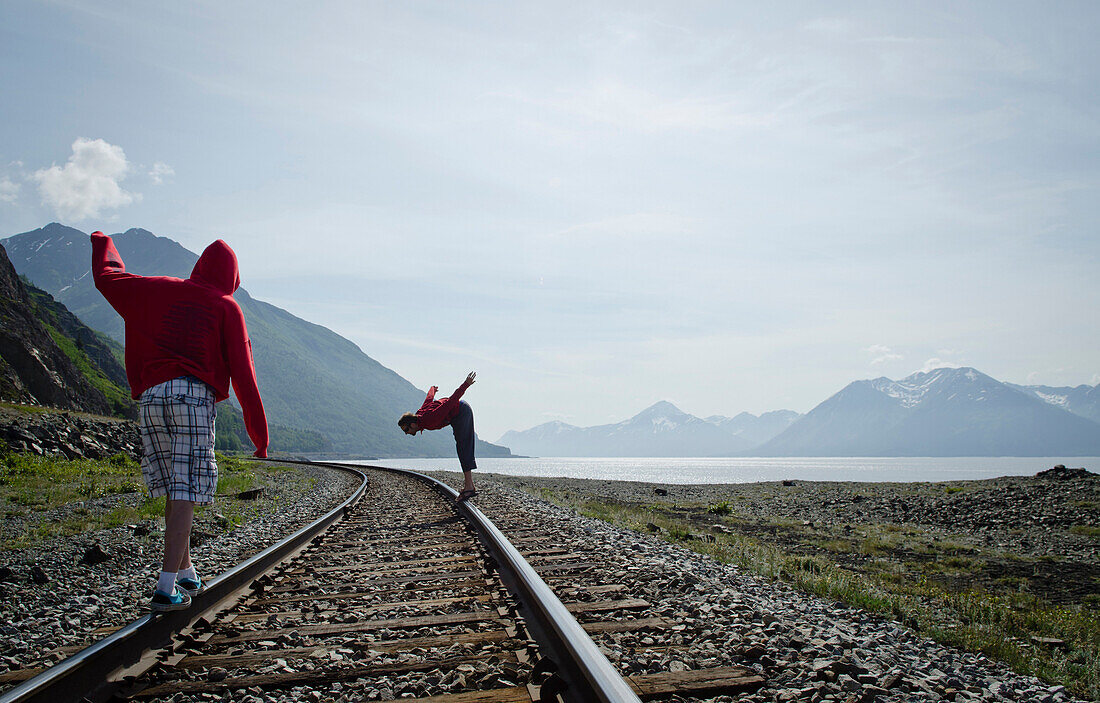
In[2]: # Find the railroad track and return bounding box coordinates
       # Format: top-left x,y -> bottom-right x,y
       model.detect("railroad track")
1,463 -> 764,703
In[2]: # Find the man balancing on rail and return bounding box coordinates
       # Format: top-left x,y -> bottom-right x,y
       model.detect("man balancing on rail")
91,231 -> 269,612
398,372 -> 480,502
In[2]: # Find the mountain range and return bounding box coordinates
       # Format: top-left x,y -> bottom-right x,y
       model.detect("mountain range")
6,223 -> 1098,459
502,368 -> 1100,457
1005,382 -> 1100,425
757,367 -> 1100,456
3,223 -> 512,459
498,402 -> 801,457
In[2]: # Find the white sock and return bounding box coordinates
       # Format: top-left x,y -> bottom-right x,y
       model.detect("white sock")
178,565 -> 197,581
157,570 -> 177,594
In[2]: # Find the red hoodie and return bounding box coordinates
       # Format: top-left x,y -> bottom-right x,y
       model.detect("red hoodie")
91,232 -> 269,456
413,377 -> 473,431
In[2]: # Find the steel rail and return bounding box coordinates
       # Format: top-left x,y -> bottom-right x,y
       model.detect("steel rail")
332,461 -> 643,703
0,461 -> 368,703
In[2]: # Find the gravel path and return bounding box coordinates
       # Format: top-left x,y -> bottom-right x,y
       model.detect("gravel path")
0,461 -> 360,683
430,470 -> 1093,703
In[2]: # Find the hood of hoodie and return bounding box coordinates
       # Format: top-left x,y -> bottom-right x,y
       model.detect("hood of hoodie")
189,239 -> 240,294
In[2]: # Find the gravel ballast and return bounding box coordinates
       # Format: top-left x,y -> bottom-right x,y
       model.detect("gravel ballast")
0,461 -> 360,683
2,463 -> 1095,702
431,469 -> 1096,703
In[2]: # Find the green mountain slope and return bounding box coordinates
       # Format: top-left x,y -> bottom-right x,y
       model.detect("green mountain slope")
24,281 -> 138,419
3,224 -> 511,459
0,242 -> 119,416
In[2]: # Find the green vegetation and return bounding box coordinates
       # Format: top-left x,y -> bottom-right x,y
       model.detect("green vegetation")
0,401 -> 53,415
1,450 -> 143,508
0,447 -> 307,550
43,322 -> 134,417
215,403 -> 333,454
531,491 -> 1100,700
707,500 -> 733,516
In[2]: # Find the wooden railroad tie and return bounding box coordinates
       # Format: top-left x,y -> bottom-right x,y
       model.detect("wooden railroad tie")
176,630 -> 518,670
134,664 -> 763,701
210,609 -> 509,645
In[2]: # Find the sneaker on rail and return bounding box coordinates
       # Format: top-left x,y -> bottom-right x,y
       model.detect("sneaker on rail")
176,575 -> 204,596
150,586 -> 191,612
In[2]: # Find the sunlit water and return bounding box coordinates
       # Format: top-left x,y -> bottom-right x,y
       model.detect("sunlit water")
350,456 -> 1099,484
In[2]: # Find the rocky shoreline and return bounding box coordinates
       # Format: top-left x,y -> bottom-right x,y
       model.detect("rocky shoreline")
468,464 -> 1100,562
429,464 -> 1099,701
465,478 -> 1093,703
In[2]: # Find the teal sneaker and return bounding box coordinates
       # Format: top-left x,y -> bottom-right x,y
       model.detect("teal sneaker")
151,586 -> 191,612
176,575 -> 204,596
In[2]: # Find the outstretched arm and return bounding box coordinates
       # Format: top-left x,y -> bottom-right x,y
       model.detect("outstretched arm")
445,371 -> 476,405
429,372 -> 478,422
90,232 -> 144,318
225,301 -> 269,457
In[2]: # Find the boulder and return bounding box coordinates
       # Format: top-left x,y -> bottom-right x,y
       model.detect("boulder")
80,543 -> 110,566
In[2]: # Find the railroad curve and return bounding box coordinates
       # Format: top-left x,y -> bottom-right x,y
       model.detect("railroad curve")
1,462 -> 762,703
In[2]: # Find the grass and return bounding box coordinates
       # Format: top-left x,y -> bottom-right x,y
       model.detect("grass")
536,491 -> 1100,700
0,450 -> 144,509
44,323 -> 134,418
0,448 -> 303,550
0,402 -> 54,415
707,500 -> 733,516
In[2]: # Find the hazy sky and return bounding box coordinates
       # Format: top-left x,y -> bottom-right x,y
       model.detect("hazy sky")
2,1 -> 1098,441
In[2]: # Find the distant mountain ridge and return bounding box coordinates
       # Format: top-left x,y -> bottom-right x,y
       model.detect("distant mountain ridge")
1007,382 -> 1100,425
498,401 -> 801,457
757,367 -> 1100,456
705,410 -> 802,448
3,223 -> 512,458
12,224 -> 1094,459
501,368 -> 1100,457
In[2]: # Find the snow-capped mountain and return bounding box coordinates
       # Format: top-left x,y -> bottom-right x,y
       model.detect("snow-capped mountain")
1007,382 -> 1100,424
498,401 -> 799,457
757,367 -> 1100,456
705,410 -> 802,447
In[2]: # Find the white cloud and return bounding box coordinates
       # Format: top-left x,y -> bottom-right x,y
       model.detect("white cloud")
920,357 -> 962,373
149,161 -> 174,185
1092,374 -> 1100,386
864,344 -> 903,365
33,138 -> 139,220
0,177 -> 18,203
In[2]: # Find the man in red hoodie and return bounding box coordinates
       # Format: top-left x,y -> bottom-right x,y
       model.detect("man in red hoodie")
91,231 -> 268,611
398,372 -> 479,501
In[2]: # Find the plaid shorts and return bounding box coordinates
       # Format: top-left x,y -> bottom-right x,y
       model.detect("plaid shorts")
139,376 -> 218,504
